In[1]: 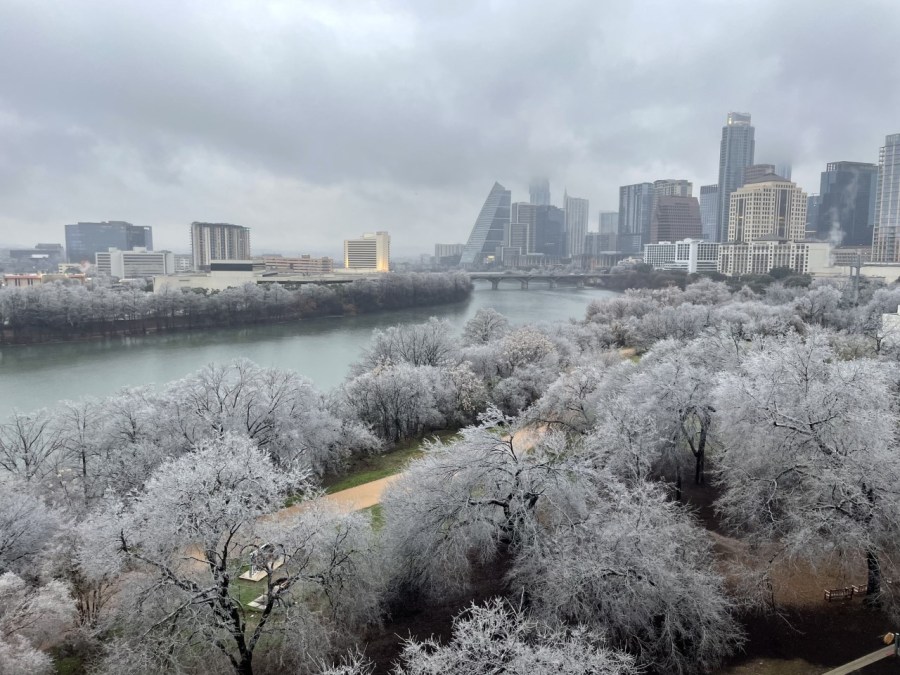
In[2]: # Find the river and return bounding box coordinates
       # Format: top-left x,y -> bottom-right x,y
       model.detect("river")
0,283 -> 618,418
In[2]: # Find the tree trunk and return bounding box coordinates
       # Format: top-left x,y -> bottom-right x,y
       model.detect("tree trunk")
866,548 -> 882,602
236,655 -> 253,675
694,422 -> 708,486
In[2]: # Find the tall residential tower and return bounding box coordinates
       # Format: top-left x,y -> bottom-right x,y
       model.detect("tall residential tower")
190,222 -> 251,270
873,134 -> 900,262
716,112 -> 755,242
564,191 -> 589,257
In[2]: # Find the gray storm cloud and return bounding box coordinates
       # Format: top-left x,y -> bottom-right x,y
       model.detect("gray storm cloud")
0,0 -> 898,256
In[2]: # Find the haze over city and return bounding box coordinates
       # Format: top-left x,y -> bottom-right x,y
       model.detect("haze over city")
2,0 -> 899,256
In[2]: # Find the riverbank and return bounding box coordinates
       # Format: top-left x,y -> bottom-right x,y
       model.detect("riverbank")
0,272 -> 473,345
0,285 -> 619,419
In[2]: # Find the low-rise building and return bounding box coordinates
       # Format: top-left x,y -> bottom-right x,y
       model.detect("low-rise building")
96,248 -> 175,278
344,232 -> 390,272
3,273 -> 86,287
717,239 -> 832,276
643,239 -> 719,273
260,255 -> 334,275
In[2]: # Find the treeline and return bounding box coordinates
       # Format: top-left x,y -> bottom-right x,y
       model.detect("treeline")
600,263 -> 813,293
5,276 -> 900,674
0,272 -> 473,344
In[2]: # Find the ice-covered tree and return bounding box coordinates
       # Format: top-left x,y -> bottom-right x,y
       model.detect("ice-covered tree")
380,414 -> 580,601
513,477 -> 743,674
88,435 -> 381,675
0,572 -> 74,675
340,363 -> 446,442
393,599 -> 636,675
355,317 -> 459,372
714,330 -> 900,609
0,478 -> 61,575
461,307 -> 510,345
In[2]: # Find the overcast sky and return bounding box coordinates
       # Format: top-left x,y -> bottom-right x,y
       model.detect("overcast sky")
1,0 -> 898,257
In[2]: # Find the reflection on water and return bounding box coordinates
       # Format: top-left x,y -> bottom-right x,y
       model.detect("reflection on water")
0,283 -> 618,417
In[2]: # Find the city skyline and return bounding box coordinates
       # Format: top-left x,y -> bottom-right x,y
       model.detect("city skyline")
1,1 -> 899,256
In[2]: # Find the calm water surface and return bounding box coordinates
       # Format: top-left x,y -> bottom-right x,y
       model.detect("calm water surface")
0,283 -> 618,417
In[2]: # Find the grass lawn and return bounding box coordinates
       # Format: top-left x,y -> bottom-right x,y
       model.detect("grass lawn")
54,656 -> 83,675
234,577 -> 266,608
361,503 -> 384,529
321,429 -> 460,494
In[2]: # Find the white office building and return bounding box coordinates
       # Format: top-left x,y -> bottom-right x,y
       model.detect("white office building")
643,239 -> 719,273
96,247 -> 175,278
344,231 -> 390,272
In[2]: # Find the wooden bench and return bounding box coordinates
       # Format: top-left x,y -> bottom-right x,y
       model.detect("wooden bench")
824,587 -> 855,601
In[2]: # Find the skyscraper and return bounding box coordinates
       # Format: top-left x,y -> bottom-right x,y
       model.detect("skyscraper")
807,195 -> 822,237
652,179 -> 692,197
699,185 -> 718,241
726,175 -> 807,243
563,191 -> 589,257
717,112 -> 755,242
460,182 -> 511,267
65,221 -> 153,264
598,211 -> 618,234
618,183 -> 654,254
742,164 -> 776,185
510,202 -> 537,253
529,178 -> 551,206
817,161 -> 878,246
190,222 -> 251,270
650,196 -> 703,244
533,205 -> 566,257
598,211 -> 619,251
873,134 -> 900,262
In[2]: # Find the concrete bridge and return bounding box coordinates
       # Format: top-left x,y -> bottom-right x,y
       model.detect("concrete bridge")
468,272 -> 613,290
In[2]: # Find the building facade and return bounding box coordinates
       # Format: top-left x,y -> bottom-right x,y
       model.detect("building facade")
618,183 -> 654,254
726,175 -> 807,243
563,192 -> 589,257
643,239 -> 719,273
190,222 -> 251,270
873,135 -> 900,262
510,202 -> 537,254
652,179 -> 692,197
96,247 -> 175,278
65,221 -> 153,264
533,205 -> 566,257
173,254 -> 194,272
460,182 -> 511,267
261,255 -> 334,275
817,161 -> 879,246
742,164 -> 776,185
529,178 -> 551,206
699,185 -> 718,242
716,112 -> 755,242
718,240 -> 831,276
649,196 -> 703,244
807,194 -> 822,237
344,232 -> 390,272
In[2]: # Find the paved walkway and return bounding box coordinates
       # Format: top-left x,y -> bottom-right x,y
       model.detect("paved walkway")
271,474 -> 402,520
